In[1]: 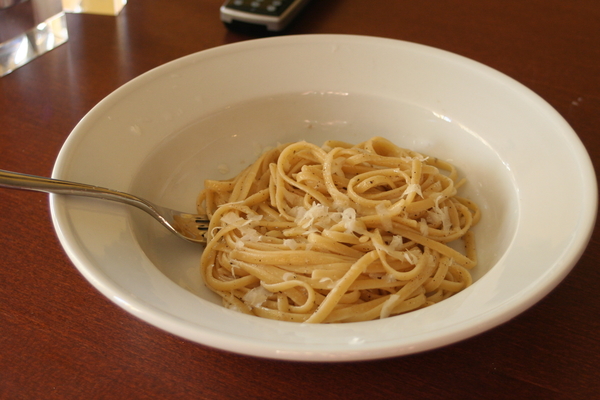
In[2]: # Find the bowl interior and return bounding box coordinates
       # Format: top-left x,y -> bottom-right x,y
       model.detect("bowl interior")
129,91 -> 518,304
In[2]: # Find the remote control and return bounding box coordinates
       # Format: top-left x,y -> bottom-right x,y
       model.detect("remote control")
220,0 -> 312,33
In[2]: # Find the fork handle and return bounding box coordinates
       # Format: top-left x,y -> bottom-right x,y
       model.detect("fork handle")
0,169 -> 151,211
1,169 -> 209,244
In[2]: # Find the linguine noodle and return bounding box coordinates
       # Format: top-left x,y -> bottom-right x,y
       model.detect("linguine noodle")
197,137 -> 480,323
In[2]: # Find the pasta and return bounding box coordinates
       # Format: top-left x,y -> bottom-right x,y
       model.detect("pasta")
197,137 -> 480,323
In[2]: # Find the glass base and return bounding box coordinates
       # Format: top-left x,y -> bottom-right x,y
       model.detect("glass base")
62,0 -> 126,15
0,11 -> 68,77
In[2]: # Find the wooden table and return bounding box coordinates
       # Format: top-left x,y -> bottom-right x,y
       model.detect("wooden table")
1,1 -> 599,398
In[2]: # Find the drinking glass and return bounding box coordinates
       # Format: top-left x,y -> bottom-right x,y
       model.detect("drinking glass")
0,0 -> 68,77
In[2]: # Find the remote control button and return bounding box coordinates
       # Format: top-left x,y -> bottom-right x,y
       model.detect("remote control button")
225,0 -> 295,16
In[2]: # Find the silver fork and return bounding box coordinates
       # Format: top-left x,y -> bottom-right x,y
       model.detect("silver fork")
0,169 -> 209,244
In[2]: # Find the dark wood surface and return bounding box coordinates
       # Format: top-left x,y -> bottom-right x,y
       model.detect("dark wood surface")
1,1 -> 599,398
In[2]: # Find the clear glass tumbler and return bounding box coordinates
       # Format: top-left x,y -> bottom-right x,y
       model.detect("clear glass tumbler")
0,0 -> 68,77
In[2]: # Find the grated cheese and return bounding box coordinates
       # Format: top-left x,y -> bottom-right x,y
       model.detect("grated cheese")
434,195 -> 452,232
403,249 -> 420,265
294,203 -> 330,229
389,235 -> 404,250
221,211 -> 243,226
221,211 -> 264,243
375,203 -> 393,232
242,286 -> 270,307
238,225 -> 262,242
340,207 -> 357,234
283,239 -> 298,250
402,183 -> 423,199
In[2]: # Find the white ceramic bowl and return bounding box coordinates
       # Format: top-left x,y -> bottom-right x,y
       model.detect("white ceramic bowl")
51,35 -> 597,362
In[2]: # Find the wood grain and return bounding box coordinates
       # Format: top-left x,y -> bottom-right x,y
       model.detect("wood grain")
1,1 -> 599,398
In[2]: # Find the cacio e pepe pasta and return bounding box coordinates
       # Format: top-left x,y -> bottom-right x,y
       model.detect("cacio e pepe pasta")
197,137 -> 480,323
